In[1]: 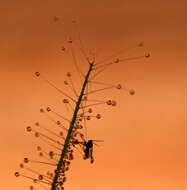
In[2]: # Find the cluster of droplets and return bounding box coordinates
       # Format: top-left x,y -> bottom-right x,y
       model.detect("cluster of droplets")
79,96 -> 103,121
54,149 -> 73,190
14,101 -> 77,190
15,157 -> 54,190
106,100 -> 117,106
15,121 -> 72,190
115,83 -> 135,95
15,92 -> 105,190
15,48 -> 143,190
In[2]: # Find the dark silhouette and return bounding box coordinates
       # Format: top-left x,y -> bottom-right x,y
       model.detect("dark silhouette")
83,140 -> 93,159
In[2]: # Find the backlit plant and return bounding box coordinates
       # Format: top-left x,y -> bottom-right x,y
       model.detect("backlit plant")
15,20 -> 150,190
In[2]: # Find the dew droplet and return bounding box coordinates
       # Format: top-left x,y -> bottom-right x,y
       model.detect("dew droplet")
38,175 -> 43,180
35,122 -> 39,126
73,132 -> 77,137
46,107 -> 51,112
76,121 -> 80,125
106,100 -> 112,105
49,173 -> 53,178
68,38 -> 72,44
69,153 -> 74,160
83,96 -> 87,101
39,152 -> 43,157
111,100 -> 117,106
15,172 -> 20,177
56,121 -> 61,125
61,46 -> 66,51
64,80 -> 68,85
79,125 -> 83,129
96,114 -> 101,119
26,126 -> 32,132
49,151 -> 54,157
88,108 -> 92,113
24,158 -> 29,163
59,131 -> 63,136
114,58 -> 119,63
80,113 -> 84,117
80,133 -> 84,139
40,108 -> 44,113
35,132 -> 40,137
87,116 -> 91,120
59,181 -> 63,186
65,167 -> 69,172
63,176 -> 67,182
116,84 -> 122,89
37,146 -> 41,151
129,89 -> 135,95
33,179 -> 37,183
35,72 -> 40,77
20,163 -> 24,168
63,99 -> 69,104
145,53 -> 150,58
53,16 -> 60,22
138,42 -> 144,47
67,72 -> 71,77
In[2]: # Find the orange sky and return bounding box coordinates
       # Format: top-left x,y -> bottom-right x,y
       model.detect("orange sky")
1,0 -> 187,190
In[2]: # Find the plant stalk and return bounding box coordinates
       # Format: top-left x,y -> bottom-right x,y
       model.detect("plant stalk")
51,63 -> 93,190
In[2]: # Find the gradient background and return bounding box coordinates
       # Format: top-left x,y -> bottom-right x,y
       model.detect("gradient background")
1,0 -> 187,190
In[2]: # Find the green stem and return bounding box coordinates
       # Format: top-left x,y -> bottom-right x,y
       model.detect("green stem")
51,63 -> 93,190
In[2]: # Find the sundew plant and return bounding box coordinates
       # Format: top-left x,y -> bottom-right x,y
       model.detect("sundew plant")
15,20 -> 150,190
